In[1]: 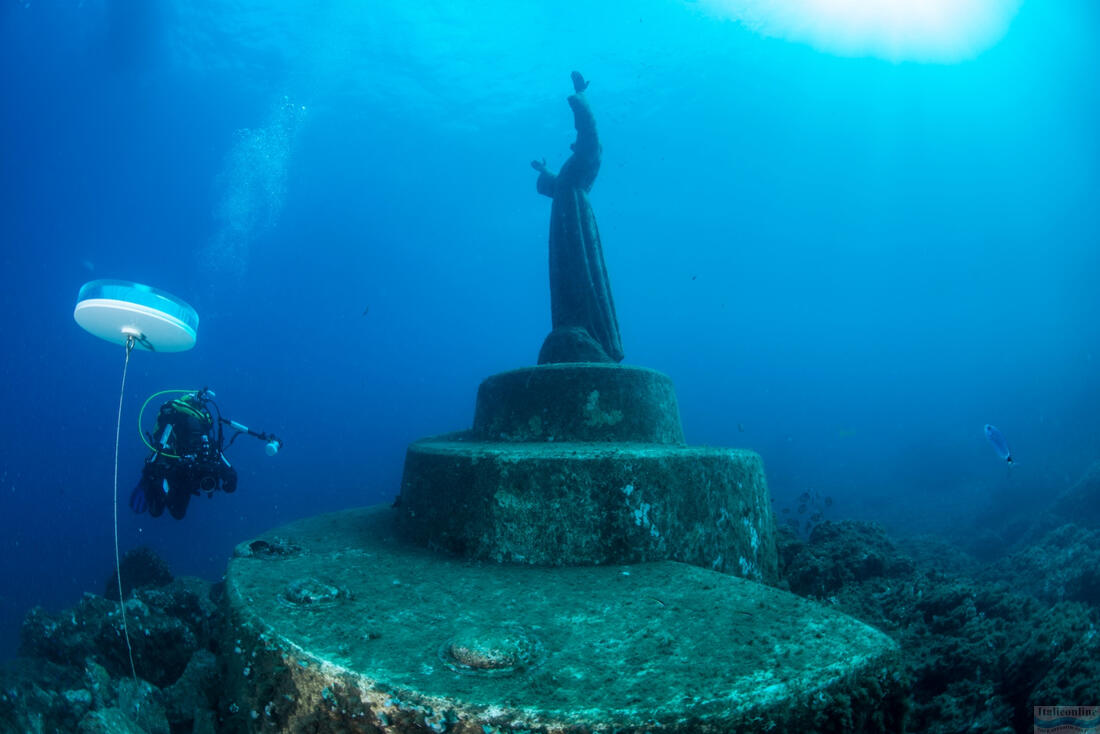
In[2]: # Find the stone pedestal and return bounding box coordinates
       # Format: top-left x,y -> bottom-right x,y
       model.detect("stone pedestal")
397,364 -> 778,583
223,362 -> 909,731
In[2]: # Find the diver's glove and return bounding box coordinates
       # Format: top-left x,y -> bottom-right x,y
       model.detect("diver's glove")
129,485 -> 148,514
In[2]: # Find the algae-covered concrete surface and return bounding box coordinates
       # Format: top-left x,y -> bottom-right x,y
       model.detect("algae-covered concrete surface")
399,440 -> 779,582
472,364 -> 685,445
224,506 -> 906,733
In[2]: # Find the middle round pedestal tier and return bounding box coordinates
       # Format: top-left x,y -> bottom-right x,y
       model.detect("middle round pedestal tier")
398,439 -> 778,582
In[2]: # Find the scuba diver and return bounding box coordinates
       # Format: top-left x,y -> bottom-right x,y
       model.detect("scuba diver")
130,388 -> 282,520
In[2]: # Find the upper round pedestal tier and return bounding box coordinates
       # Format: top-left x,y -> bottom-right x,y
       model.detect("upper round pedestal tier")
472,363 -> 684,444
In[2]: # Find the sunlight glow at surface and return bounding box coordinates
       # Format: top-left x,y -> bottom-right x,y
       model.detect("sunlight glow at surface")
700,0 -> 1022,62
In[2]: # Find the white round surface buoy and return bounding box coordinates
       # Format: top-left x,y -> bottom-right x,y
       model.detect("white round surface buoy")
74,279 -> 198,352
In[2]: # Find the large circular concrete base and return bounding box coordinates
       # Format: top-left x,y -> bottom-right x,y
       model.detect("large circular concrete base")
223,506 -> 906,733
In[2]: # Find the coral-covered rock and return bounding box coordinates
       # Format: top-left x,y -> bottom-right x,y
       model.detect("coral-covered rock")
20,595 -> 115,668
1027,618 -> 1100,707
0,658 -> 88,734
104,546 -> 173,601
95,596 -> 198,687
164,649 -> 219,728
1047,461 -> 1100,530
778,523 -> 1100,734
7,555 -> 224,734
21,576 -> 220,688
83,659 -> 116,709
780,520 -> 914,597
896,534 -> 981,578
115,677 -> 169,734
982,524 -> 1100,605
78,708 -> 148,734
136,576 -> 224,652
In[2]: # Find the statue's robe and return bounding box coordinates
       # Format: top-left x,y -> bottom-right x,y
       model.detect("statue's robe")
535,93 -> 624,364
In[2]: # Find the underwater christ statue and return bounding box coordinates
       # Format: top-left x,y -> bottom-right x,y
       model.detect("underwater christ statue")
531,71 -> 625,365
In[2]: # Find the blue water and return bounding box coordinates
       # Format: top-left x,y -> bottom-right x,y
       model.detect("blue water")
1,0 -> 1097,659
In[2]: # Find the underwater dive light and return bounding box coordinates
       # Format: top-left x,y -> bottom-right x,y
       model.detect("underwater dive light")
226,419 -> 283,456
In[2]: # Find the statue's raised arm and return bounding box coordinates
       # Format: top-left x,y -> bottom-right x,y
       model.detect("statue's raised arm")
566,71 -> 599,168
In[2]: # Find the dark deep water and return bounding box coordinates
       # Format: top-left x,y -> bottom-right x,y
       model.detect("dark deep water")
1,0 -> 1097,671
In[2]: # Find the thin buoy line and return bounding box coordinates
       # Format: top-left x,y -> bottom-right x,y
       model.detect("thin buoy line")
114,335 -> 138,681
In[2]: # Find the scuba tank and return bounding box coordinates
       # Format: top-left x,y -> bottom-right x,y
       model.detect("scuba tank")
151,393 -> 215,458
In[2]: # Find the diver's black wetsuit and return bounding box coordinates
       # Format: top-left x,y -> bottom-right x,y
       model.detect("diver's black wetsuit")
134,396 -> 237,520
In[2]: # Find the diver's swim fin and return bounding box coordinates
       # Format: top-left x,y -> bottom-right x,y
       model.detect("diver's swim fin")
129,485 -> 148,514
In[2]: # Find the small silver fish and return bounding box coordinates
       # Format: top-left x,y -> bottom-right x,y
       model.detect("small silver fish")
984,424 -> 1013,463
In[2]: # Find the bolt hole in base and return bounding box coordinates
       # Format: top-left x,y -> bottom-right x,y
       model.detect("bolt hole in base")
440,625 -> 545,676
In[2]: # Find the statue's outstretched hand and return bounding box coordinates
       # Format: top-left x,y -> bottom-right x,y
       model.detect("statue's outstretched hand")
531,158 -> 548,173
571,71 -> 589,93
